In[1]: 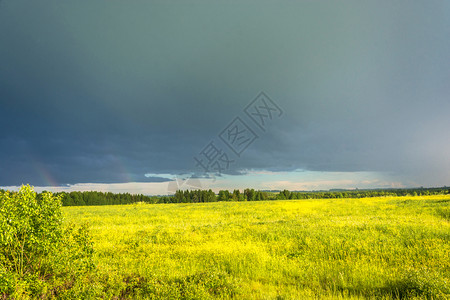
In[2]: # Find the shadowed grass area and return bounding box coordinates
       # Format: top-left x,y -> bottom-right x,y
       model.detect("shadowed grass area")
436,207 -> 450,221
63,195 -> 450,299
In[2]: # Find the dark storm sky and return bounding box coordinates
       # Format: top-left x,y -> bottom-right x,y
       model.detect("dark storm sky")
1,0 -> 449,189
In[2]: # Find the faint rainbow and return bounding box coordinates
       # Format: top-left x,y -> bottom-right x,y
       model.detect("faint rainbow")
108,154 -> 133,183
31,157 -> 59,187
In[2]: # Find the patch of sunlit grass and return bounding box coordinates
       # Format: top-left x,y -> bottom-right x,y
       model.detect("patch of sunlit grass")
63,195 -> 450,299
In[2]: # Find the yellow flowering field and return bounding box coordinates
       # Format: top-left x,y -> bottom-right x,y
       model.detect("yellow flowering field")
63,195 -> 450,299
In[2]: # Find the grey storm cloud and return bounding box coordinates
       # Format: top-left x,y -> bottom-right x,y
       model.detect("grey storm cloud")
1,0 -> 449,187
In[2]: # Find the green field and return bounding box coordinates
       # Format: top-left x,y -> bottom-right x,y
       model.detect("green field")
63,195 -> 450,299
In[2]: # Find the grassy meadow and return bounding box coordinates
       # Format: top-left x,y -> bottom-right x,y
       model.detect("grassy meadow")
62,195 -> 450,299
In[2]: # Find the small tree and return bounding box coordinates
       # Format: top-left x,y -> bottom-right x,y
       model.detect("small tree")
218,190 -> 230,201
232,190 -> 243,201
0,185 -> 94,297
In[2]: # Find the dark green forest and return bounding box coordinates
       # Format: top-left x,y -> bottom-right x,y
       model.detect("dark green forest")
12,187 -> 448,206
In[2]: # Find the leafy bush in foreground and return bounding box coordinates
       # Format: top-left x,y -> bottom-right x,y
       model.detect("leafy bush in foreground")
0,185 -> 94,298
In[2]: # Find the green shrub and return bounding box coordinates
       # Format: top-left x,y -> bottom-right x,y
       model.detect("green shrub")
0,185 -> 94,298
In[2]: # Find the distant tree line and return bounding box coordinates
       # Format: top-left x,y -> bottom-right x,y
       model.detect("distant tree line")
273,187 -> 450,200
172,189 -> 217,203
2,187 -> 446,207
52,191 -> 171,206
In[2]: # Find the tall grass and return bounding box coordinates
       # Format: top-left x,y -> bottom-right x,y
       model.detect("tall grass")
63,195 -> 450,299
